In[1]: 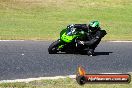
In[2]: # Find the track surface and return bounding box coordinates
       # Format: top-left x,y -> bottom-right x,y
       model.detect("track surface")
0,41 -> 132,80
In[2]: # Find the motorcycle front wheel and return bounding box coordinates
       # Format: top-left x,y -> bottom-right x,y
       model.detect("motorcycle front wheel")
48,40 -> 60,54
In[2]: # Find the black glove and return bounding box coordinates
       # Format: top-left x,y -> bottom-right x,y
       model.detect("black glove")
77,40 -> 85,45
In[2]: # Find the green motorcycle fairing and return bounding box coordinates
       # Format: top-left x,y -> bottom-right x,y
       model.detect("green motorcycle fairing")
58,28 -> 85,49
61,33 -> 78,43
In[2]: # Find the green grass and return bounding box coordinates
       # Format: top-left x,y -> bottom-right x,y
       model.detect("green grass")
0,0 -> 132,40
0,78 -> 131,88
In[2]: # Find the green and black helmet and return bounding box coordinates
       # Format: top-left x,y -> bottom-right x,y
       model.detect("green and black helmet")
88,21 -> 100,32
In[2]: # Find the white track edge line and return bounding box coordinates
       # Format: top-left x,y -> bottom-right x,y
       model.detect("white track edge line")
0,40 -> 132,42
0,75 -> 76,83
109,41 -> 132,42
0,40 -> 24,41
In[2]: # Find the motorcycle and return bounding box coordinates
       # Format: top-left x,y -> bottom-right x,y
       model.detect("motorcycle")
48,25 -> 87,54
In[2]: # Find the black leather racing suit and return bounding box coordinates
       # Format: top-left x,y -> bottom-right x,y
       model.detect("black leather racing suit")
74,24 -> 107,54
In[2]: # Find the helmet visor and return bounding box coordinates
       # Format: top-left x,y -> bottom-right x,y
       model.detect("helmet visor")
88,25 -> 97,32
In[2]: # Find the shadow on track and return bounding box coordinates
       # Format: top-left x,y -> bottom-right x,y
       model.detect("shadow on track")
54,51 -> 113,56
94,52 -> 113,56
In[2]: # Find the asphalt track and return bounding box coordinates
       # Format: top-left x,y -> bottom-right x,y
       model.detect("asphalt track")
0,41 -> 132,80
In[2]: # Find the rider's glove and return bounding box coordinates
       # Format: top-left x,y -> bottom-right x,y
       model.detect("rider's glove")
77,40 -> 85,45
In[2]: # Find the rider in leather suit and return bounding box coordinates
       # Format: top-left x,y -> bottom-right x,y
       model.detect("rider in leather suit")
71,21 -> 107,56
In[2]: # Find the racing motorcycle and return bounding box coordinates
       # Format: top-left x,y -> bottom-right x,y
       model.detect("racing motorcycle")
48,25 -> 87,54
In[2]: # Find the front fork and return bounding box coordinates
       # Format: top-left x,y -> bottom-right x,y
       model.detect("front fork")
57,39 -> 76,52
57,39 -> 65,50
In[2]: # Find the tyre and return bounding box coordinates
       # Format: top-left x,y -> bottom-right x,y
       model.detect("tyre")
48,40 -> 60,54
76,76 -> 86,85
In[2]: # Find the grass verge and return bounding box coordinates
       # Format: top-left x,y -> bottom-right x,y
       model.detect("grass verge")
0,77 -> 131,88
0,0 -> 132,40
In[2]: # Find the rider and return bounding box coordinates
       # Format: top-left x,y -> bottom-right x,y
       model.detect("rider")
70,21 -> 107,56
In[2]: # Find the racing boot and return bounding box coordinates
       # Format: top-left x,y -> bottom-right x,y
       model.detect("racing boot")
87,49 -> 95,56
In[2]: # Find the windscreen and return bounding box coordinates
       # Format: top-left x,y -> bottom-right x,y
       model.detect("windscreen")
66,28 -> 76,36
